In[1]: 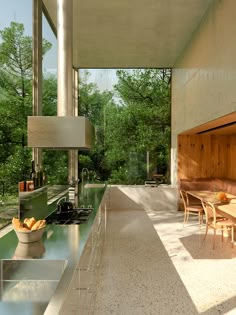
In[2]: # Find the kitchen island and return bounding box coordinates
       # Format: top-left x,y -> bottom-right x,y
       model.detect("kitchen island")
0,184 -> 107,315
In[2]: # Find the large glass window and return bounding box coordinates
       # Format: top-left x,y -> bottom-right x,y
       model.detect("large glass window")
0,1 -> 171,230
0,0 -> 33,229
79,68 -> 171,185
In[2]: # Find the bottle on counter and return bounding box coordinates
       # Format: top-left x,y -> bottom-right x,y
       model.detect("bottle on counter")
30,160 -> 36,189
38,165 -> 43,188
18,181 -> 25,192
23,172 -> 27,192
27,180 -> 34,191
35,165 -> 44,188
35,164 -> 39,189
42,169 -> 47,186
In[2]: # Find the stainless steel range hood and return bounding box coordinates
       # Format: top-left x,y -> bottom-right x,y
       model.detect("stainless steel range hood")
28,1 -> 95,151
27,116 -> 94,149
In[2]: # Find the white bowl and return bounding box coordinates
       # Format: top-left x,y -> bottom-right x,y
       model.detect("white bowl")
14,226 -> 45,243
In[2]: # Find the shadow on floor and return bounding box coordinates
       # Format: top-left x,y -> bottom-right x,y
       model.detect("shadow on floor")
201,293 -> 236,315
180,233 -> 236,259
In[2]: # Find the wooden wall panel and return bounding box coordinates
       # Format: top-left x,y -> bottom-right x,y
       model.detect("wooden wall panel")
178,135 -> 236,180
227,135 -> 236,179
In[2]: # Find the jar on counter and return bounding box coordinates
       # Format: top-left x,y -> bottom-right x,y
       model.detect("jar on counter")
27,180 -> 34,191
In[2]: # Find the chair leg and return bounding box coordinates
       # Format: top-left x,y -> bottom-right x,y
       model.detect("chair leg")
186,211 -> 190,224
198,213 -> 202,226
231,226 -> 234,248
184,211 -> 189,225
200,212 -> 204,227
213,229 -> 216,250
202,224 -> 208,244
183,210 -> 187,225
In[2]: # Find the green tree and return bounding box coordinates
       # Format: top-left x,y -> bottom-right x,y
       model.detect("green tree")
0,22 -> 52,192
42,74 -> 57,116
105,69 -> 171,183
0,22 -> 51,99
78,72 -> 114,180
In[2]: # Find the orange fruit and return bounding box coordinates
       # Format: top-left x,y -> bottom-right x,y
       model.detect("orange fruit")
216,191 -> 226,201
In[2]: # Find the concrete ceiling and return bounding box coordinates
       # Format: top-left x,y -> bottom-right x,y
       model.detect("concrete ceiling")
43,0 -> 214,69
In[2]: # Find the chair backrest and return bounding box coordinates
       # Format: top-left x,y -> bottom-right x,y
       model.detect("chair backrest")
201,200 -> 216,226
180,190 -> 189,210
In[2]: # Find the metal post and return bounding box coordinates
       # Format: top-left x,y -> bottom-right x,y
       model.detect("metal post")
32,0 -> 43,167
57,0 -> 73,116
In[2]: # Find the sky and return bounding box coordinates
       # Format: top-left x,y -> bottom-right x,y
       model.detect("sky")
0,0 -> 57,73
0,0 -> 118,91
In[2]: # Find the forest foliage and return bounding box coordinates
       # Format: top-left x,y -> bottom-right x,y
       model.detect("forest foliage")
0,22 -> 171,195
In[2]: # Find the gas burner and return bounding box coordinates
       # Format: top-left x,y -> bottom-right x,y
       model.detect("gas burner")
46,207 -> 92,225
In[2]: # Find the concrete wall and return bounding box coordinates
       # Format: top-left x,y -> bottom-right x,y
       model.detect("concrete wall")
171,0 -> 236,185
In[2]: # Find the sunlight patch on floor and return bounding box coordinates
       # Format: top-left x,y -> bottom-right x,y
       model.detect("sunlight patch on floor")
143,187 -> 236,314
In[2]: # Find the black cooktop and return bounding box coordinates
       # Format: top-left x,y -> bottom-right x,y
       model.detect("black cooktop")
46,207 -> 93,225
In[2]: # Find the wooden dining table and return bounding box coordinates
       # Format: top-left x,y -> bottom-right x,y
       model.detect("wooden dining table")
186,190 -> 236,222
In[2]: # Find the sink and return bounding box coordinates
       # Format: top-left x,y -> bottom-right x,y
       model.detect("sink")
0,260 -> 67,302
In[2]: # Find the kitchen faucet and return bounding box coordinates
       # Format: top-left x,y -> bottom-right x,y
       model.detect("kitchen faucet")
57,196 -> 67,206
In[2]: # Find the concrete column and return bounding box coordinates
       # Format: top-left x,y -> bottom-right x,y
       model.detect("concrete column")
57,0 -> 74,189
68,69 -> 79,184
74,69 -> 79,202
57,0 -> 73,116
171,142 -> 178,186
73,69 -> 79,189
32,0 -> 42,167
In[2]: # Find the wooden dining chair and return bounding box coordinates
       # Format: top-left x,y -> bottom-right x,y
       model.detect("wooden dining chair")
201,200 -> 234,249
180,190 -> 204,226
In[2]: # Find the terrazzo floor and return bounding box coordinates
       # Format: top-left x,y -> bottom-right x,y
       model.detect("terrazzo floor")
93,185 -> 236,315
